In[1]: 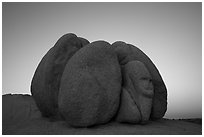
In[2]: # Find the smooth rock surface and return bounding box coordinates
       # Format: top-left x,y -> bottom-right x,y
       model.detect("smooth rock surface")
31,33 -> 89,118
112,41 -> 167,119
58,41 -> 121,127
116,61 -> 154,123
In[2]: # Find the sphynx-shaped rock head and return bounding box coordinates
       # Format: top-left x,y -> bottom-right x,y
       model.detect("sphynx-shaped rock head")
116,61 -> 154,124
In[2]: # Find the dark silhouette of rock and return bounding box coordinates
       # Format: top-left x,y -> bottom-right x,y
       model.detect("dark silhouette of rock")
58,41 -> 121,127
116,61 -> 154,124
112,41 -> 167,119
31,33 -> 89,118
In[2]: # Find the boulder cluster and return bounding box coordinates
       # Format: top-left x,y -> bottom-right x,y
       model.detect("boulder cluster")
31,33 -> 167,127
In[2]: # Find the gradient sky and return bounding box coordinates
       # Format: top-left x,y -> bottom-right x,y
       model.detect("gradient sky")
2,2 -> 202,119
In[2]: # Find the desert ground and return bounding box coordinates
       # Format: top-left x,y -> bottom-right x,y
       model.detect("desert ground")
2,94 -> 202,135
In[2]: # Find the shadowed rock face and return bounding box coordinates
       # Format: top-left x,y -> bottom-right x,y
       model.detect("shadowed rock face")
31,33 -> 89,118
116,61 -> 154,124
112,41 -> 167,120
58,41 -> 121,127
78,37 -> 90,47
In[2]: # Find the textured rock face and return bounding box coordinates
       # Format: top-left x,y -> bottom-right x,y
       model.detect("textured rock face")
112,41 -> 167,119
116,61 -> 154,124
58,41 -> 121,127
31,33 -> 89,118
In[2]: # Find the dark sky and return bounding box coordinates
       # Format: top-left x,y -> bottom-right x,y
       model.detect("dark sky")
2,2 -> 202,119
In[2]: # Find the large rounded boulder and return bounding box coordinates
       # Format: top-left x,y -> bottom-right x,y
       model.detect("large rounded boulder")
58,41 -> 122,127
31,33 -> 89,118
112,41 -> 167,119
